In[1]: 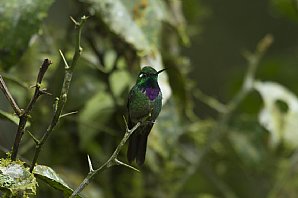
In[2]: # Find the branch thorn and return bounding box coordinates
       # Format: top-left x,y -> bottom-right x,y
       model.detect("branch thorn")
87,155 -> 94,172
59,49 -> 70,69
114,159 -> 140,172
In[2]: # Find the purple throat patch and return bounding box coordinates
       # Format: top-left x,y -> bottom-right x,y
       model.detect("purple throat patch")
145,87 -> 160,100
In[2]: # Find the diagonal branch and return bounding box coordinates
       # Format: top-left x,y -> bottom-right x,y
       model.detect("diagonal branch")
0,75 -> 22,116
1,73 -> 29,89
70,121 -> 141,197
10,58 -> 52,161
194,89 -> 228,113
29,16 -> 88,173
26,59 -> 52,114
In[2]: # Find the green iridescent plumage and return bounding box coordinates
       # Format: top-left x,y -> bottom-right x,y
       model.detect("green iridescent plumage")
127,66 -> 165,165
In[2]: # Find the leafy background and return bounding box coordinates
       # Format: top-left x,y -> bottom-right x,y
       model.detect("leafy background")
1,0 -> 298,197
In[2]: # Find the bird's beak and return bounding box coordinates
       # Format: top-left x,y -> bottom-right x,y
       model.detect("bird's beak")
157,68 -> 167,75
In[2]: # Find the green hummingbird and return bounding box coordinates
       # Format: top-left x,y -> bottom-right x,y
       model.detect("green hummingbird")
127,66 -> 166,165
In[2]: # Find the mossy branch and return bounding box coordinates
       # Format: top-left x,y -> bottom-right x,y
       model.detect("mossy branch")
29,16 -> 88,172
70,120 -> 141,197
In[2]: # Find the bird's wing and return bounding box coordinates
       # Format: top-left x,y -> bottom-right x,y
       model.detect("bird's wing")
127,87 -> 135,129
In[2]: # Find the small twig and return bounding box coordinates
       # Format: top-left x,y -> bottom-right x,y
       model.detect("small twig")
87,155 -> 94,172
70,16 -> 79,26
70,122 -> 141,197
29,16 -> 87,173
26,59 -> 52,113
27,130 -> 40,145
114,158 -> 140,172
0,75 -> 22,116
10,59 -> 52,161
227,34 -> 273,113
1,73 -> 29,89
60,111 -> 78,118
59,50 -> 69,69
194,89 -> 227,113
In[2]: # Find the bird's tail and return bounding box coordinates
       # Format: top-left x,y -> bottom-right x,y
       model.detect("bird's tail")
127,124 -> 153,165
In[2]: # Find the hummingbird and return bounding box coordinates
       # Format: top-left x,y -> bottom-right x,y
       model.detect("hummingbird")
127,66 -> 165,165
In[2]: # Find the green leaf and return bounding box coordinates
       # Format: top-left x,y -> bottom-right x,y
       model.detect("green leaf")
68,65 -> 104,110
121,0 -> 169,47
110,69 -> 131,98
33,165 -> 81,197
78,92 -> 115,153
0,0 -> 54,69
84,0 -> 151,53
0,109 -> 30,127
0,158 -> 37,197
0,109 -> 19,125
56,168 -> 104,198
254,81 -> 298,149
83,0 -> 177,51
270,0 -> 298,22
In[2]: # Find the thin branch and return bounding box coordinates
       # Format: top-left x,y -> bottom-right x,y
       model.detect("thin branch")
60,111 -> 78,118
0,75 -> 22,116
175,34 -> 273,193
27,130 -> 40,145
194,89 -> 227,113
114,159 -> 140,172
29,16 -> 88,173
1,73 -> 29,89
59,49 -> 69,69
10,59 -> 52,161
26,59 -> 52,113
70,122 -> 141,197
227,34 -> 273,112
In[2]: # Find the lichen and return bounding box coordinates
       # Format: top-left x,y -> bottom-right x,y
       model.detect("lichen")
0,158 -> 37,197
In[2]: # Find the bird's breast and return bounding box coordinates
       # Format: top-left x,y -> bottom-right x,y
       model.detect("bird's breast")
143,87 -> 160,101
129,89 -> 162,123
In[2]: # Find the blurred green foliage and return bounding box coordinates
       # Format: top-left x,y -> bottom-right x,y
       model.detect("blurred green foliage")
0,0 -> 54,69
0,0 -> 298,197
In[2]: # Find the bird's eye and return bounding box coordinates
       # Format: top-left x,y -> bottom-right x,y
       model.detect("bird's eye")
139,73 -> 145,78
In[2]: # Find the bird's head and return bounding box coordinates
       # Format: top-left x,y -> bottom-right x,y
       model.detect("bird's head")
136,66 -> 166,85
